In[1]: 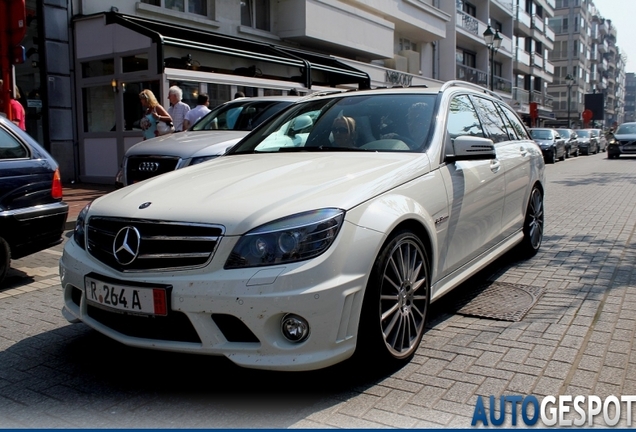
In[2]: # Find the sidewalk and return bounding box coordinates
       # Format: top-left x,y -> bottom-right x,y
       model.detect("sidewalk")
63,182 -> 116,230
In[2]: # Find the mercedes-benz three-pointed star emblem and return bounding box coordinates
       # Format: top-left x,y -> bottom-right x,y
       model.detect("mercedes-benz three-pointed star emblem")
113,226 -> 141,265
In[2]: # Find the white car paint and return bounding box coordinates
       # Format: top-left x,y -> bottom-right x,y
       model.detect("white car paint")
61,83 -> 545,371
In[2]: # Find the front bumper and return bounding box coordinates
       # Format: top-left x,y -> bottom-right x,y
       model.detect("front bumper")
60,221 -> 384,371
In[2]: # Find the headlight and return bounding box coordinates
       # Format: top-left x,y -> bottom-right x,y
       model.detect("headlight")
224,208 -> 345,269
608,137 -> 616,145
73,203 -> 91,250
190,155 -> 219,166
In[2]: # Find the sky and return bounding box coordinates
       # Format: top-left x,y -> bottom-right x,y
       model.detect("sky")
591,0 -> 636,72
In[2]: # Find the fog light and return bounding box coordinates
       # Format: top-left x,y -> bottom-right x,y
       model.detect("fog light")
281,313 -> 309,343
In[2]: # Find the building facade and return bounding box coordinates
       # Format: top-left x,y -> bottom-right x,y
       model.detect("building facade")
547,0 -> 626,129
13,0 -> 564,185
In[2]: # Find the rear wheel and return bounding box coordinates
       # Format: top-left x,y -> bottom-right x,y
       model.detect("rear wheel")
0,238 -> 10,286
516,187 -> 544,258
357,230 -> 430,366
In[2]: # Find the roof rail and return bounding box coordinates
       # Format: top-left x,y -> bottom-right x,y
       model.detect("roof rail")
439,80 -> 504,101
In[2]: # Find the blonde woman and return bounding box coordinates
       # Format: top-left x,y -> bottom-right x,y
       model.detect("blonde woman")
331,116 -> 357,147
139,89 -> 172,140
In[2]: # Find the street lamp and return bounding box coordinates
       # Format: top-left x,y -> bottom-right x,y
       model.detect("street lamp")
565,74 -> 575,128
483,25 -> 503,91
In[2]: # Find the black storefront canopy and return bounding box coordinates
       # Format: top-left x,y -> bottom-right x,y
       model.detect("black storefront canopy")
103,12 -> 370,89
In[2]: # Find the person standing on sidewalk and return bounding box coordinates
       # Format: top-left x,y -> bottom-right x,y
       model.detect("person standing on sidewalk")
183,93 -> 210,130
167,86 -> 190,132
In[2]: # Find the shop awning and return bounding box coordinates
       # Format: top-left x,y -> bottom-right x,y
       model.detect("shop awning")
103,12 -> 370,89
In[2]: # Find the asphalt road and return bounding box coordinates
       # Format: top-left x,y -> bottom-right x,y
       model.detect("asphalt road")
1,150 -> 635,428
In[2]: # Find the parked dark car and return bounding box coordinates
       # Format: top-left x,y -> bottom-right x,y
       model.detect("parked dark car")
576,129 -> 599,155
0,116 -> 68,284
608,122 -> 636,159
529,127 -> 566,164
555,128 -> 579,158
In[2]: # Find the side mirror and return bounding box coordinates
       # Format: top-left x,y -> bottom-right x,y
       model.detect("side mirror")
446,135 -> 496,162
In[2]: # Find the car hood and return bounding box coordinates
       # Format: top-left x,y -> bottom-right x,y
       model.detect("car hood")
125,131 -> 248,158
578,137 -> 590,144
614,133 -> 636,142
89,152 -> 430,235
533,139 -> 554,146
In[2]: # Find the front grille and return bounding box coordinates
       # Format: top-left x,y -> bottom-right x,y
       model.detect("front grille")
87,304 -> 201,343
87,217 -> 224,272
126,156 -> 180,184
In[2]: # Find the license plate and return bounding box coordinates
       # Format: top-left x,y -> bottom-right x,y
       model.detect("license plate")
84,276 -> 168,316
623,145 -> 636,150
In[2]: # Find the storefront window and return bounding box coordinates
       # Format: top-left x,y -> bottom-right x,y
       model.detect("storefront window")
83,85 -> 116,132
236,86 -> 258,97
264,89 -> 283,96
170,81 -> 200,108
81,59 -> 114,78
123,54 -> 148,73
208,83 -> 231,108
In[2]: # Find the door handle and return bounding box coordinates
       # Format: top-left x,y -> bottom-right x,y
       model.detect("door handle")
490,160 -> 501,173
520,146 -> 528,157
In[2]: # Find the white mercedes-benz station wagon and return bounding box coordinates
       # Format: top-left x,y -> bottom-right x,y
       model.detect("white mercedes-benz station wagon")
60,81 -> 545,371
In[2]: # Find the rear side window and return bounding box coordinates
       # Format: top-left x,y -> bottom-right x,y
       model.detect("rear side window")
0,127 -> 28,160
471,96 -> 509,143
447,95 -> 484,140
498,104 -> 530,140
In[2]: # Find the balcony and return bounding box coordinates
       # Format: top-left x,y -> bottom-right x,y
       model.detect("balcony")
512,87 -> 529,104
456,9 -> 479,37
598,40 -> 608,53
545,26 -> 555,42
493,76 -> 513,94
515,8 -> 532,33
544,60 -> 554,75
515,47 -> 531,66
599,21 -> 608,35
532,54 -> 544,69
598,59 -> 608,71
532,15 -> 544,32
456,63 -> 487,88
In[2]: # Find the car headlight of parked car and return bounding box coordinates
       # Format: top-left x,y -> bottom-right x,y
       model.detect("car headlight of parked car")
190,155 -> 220,166
225,208 -> 345,269
73,203 -> 91,249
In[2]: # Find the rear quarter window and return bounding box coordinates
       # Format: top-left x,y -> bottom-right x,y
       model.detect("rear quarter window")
0,127 -> 28,160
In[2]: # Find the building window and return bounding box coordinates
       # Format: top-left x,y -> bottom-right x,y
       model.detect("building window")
462,1 -> 476,17
399,38 -> 417,52
456,49 -> 476,68
241,0 -> 270,31
141,0 -> 208,17
81,58 -> 114,78
83,85 -> 116,133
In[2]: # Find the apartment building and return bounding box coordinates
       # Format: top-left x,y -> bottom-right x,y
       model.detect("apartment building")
547,0 -> 625,128
13,0 -> 557,184
625,73 -> 636,123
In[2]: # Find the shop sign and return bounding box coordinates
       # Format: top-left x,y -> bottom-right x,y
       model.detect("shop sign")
385,70 -> 412,87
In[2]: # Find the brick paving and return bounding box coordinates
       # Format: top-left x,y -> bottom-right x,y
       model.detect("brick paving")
1,154 -> 635,428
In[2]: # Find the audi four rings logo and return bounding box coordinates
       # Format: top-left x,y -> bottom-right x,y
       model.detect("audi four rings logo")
139,162 -> 159,172
113,226 -> 141,265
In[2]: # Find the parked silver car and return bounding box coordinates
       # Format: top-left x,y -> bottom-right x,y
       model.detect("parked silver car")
555,128 -> 579,158
588,128 -> 607,152
576,129 -> 599,155
115,96 -> 301,187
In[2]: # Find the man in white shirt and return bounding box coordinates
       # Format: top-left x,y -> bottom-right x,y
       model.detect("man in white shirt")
183,93 -> 211,130
167,86 -> 191,132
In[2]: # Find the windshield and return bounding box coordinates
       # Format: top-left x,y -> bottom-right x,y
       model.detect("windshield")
577,130 -> 590,137
228,94 -> 437,154
616,123 -> 636,134
530,129 -> 553,139
556,129 -> 571,138
191,100 -> 294,131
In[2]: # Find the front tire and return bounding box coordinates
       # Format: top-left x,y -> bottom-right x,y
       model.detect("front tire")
516,187 -> 544,258
357,230 -> 430,366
